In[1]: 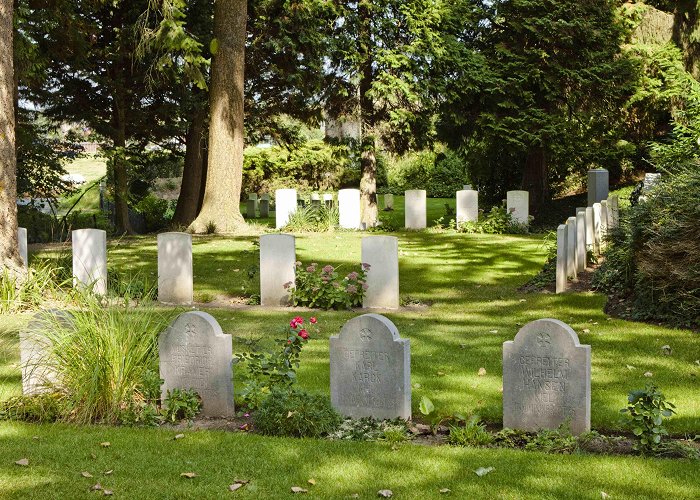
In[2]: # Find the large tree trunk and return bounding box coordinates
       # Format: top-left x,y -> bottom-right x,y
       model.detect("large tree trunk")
172,108 -> 207,227
521,146 -> 548,216
0,0 -> 24,277
189,0 -> 246,233
358,0 -> 377,228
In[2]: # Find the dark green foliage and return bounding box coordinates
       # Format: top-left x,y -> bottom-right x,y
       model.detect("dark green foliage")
134,195 -> 175,233
163,389 -> 202,423
621,384 -> 675,454
254,389 -> 342,438
385,149 -> 467,198
593,167 -> 700,327
289,263 -> 368,310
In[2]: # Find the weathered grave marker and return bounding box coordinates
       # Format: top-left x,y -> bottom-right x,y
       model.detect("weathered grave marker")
587,168 -> 609,206
19,310 -> 71,395
506,191 -> 529,225
456,190 -> 478,224
330,314 -> 411,420
556,224 -> 567,294
503,318 -> 591,435
405,190 -> 427,229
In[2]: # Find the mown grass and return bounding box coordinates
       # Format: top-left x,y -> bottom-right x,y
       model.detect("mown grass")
6,231 -> 699,434
0,421 -> 698,499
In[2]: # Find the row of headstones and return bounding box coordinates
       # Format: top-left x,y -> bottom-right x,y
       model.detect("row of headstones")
56,228 -> 401,310
261,234 -> 400,309
555,196 -> 619,293
154,311 -> 590,434
271,188 -> 531,230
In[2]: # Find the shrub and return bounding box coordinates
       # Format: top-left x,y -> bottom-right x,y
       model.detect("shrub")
288,262 -> 368,310
134,194 -> 172,232
162,389 -> 202,423
0,263 -> 68,314
0,393 -> 66,423
237,316 -> 318,409
621,384 -> 676,454
386,148 -> 467,198
254,389 -> 342,438
593,166 -> 700,327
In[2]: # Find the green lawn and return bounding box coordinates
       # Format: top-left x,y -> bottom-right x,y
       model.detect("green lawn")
9,231 -> 700,433
0,422 -> 698,499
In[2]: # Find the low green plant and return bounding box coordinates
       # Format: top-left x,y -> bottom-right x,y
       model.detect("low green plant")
237,316 -> 318,409
329,417 -> 411,442
418,396 -> 466,435
162,389 -> 202,423
205,221 -> 217,234
254,389 -> 342,438
107,268 -> 157,301
523,427 -> 578,454
448,416 -> 494,447
621,384 -> 676,454
287,262 -> 368,310
0,393 -> 66,423
0,263 -> 67,314
283,204 -> 339,232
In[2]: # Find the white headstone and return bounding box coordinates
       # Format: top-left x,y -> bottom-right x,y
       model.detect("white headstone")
330,314 -> 411,420
246,193 -> 258,219
600,200 -> 609,241
566,217 -> 577,279
383,194 -> 394,210
157,232 -> 193,305
592,203 -> 602,255
338,189 -> 362,229
556,224 -> 567,294
405,190 -> 427,229
503,318 -> 591,435
18,227 -> 28,268
275,189 -> 297,229
159,311 -> 234,417
456,190 -> 478,224
576,210 -> 586,273
584,207 -> 595,251
608,195 -> 619,228
643,173 -> 661,192
72,229 -> 107,295
507,191 -> 529,225
362,236 -> 399,309
20,310 -> 70,395
587,169 -> 609,206
260,234 -> 296,306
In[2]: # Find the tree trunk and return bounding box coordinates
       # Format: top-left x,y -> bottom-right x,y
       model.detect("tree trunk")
0,0 -> 24,276
189,0 -> 246,233
111,48 -> 134,235
358,0 -> 377,228
172,108 -> 207,227
521,146 -> 548,216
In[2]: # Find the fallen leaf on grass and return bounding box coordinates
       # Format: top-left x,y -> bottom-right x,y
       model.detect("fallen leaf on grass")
377,490 -> 393,498
103,490 -> 114,496
601,492 -> 609,499
100,442 -> 111,448
626,365 -> 635,371
174,434 -> 185,440
15,458 -> 29,467
489,330 -> 498,334
91,483 -> 102,491
661,345 -> 672,355
308,479 -> 316,485
81,471 -> 93,478
436,371 -> 446,377
229,483 -> 245,492
644,371 -> 653,378
474,467 -> 494,477
439,488 -> 451,494
582,329 -> 590,334
478,367 -> 486,376
104,470 -> 113,475
291,486 -> 308,493
180,472 -> 197,479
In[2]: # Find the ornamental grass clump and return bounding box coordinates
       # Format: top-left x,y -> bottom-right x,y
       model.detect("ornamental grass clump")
286,262 -> 369,310
36,292 -> 170,424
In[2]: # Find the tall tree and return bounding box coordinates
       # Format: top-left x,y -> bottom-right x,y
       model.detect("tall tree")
326,0 -> 447,227
189,0 -> 247,233
0,0 -> 23,275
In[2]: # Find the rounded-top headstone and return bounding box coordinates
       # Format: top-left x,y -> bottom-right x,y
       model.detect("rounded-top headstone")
503,318 -> 591,435
159,311 -> 234,417
330,314 -> 411,420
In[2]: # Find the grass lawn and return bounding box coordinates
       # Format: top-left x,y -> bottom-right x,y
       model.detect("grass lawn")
0,422 -> 698,499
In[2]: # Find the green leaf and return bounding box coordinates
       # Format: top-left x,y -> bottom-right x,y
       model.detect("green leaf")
419,396 -> 435,416
210,38 -> 219,55
632,427 -> 643,436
